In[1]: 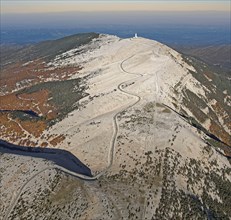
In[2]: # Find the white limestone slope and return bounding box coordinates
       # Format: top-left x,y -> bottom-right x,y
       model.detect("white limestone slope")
2,34 -> 231,220
44,35 -> 229,174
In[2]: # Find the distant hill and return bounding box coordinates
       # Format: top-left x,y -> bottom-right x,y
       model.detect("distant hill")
0,32 -> 99,68
174,44 -> 231,71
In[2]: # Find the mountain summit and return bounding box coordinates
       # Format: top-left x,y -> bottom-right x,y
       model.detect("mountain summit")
1,33 -> 231,219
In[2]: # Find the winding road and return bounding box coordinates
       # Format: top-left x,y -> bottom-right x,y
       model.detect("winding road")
3,47 -> 146,219
4,39 -> 209,219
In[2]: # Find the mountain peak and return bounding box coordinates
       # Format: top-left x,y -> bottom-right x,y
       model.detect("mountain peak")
1,33 -> 231,219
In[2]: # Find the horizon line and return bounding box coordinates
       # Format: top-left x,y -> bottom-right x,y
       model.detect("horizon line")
2,9 -> 230,14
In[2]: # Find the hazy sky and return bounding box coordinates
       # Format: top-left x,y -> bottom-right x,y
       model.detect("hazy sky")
1,1 -> 230,30
1,1 -> 230,45
1,1 -> 230,13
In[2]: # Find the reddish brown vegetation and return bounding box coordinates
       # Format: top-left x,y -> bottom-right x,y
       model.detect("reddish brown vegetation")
0,59 -> 81,94
18,139 -> 37,147
49,135 -> 66,146
0,112 -> 65,147
0,89 -> 56,118
204,71 -> 214,80
0,113 -> 25,139
0,60 -> 78,148
212,102 -> 231,130
210,102 -> 231,146
209,120 -> 231,147
41,142 -> 49,148
20,120 -> 47,138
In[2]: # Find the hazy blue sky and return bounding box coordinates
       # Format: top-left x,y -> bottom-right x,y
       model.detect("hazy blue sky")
1,1 -> 230,13
1,1 -> 230,45
1,0 -> 230,27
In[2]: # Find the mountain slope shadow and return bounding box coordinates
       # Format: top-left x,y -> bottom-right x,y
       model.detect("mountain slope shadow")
0,140 -> 92,177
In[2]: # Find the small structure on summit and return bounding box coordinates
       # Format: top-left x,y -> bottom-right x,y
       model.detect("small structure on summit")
134,33 -> 138,38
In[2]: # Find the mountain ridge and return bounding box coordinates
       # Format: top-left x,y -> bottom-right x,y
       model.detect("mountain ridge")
1,33 -> 231,219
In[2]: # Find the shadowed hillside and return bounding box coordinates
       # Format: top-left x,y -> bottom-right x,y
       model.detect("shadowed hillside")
0,32 -> 99,68
175,44 -> 231,71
